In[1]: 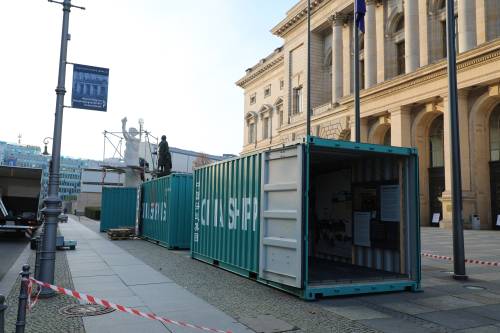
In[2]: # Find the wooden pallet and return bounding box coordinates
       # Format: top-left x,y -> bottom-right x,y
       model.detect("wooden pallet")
107,228 -> 135,240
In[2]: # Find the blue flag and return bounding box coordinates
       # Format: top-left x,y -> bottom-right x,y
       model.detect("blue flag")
355,0 -> 366,33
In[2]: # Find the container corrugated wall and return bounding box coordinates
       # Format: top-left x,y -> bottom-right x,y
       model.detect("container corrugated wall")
100,187 -> 138,232
140,174 -> 193,249
192,153 -> 261,276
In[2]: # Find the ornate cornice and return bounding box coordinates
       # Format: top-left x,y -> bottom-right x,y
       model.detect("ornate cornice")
271,0 -> 328,37
236,51 -> 284,88
344,39 -> 500,106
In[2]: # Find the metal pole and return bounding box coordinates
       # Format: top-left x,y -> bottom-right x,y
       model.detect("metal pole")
354,14 -> 361,143
306,0 -> 311,139
39,0 -> 72,296
15,265 -> 30,333
446,0 -> 467,280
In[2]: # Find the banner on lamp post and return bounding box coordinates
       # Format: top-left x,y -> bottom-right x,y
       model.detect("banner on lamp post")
71,64 -> 109,112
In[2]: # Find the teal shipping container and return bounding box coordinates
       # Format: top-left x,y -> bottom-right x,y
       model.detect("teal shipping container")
140,174 -> 193,249
192,137 -> 421,300
100,187 -> 139,232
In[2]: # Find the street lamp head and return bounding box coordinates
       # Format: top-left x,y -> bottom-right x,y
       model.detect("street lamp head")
42,144 -> 50,156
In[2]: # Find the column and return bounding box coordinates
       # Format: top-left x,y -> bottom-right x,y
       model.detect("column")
375,2 -> 385,83
390,106 -> 411,147
441,96 -> 453,229
476,0 -> 487,44
342,18 -> 353,97
458,0 -> 477,52
418,0 -> 429,66
404,0 -> 420,73
364,0 -> 377,88
332,13 -> 344,104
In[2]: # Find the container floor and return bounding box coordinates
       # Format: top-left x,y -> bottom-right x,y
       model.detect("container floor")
308,257 -> 407,285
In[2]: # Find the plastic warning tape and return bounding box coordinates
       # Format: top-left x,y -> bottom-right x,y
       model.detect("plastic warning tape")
421,252 -> 500,267
29,278 -> 232,333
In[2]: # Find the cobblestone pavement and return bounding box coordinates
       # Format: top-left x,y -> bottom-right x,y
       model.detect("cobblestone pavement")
4,249 -> 85,333
79,218 -> 500,333
78,217 -> 378,333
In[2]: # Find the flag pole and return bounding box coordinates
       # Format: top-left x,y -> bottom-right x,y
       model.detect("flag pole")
445,0 -> 467,280
306,0 -> 311,139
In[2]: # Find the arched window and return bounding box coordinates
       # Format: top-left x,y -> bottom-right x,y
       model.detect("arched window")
395,15 -> 404,33
490,105 -> 500,161
429,116 -> 444,167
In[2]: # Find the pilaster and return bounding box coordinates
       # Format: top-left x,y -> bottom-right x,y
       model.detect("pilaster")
390,106 -> 411,147
331,13 -> 345,104
375,1 -> 385,83
342,18 -> 353,97
418,0 -> 429,66
476,0 -> 487,45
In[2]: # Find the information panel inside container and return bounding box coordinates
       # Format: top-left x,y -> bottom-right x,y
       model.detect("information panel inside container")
192,153 -> 262,275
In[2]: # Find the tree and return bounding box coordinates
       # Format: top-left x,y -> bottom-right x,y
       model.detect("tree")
193,153 -> 212,168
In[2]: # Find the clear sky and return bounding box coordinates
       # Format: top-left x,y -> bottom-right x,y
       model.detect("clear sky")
0,0 -> 297,160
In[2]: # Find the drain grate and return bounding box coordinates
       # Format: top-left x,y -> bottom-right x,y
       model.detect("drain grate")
59,304 -> 115,317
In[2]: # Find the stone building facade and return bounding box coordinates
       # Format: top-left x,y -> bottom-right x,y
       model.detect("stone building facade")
236,0 -> 500,230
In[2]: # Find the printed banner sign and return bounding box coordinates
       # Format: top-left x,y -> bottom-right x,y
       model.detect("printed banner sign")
71,64 -> 109,111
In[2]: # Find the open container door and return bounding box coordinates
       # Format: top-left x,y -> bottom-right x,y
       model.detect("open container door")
259,145 -> 304,288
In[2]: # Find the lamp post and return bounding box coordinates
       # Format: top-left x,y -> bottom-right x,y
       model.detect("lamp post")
42,137 -> 53,156
445,0 -> 467,280
39,0 -> 84,296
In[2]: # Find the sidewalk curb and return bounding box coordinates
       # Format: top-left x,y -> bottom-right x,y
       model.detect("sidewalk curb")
0,242 -> 32,296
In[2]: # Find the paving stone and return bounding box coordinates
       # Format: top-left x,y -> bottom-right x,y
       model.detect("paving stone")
455,292 -> 500,305
235,314 -> 296,333
378,301 -> 435,315
323,305 -> 390,320
359,318 -> 430,333
412,295 -> 483,310
467,304 -> 500,321
416,309 -> 496,330
457,326 -> 500,333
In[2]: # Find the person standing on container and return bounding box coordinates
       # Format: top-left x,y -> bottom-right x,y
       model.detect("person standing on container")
158,135 -> 172,175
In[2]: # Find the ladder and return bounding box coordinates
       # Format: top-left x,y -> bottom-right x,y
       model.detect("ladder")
0,196 -> 8,217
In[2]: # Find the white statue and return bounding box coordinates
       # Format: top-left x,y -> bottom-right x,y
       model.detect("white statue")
121,117 -> 141,187
121,117 -> 140,167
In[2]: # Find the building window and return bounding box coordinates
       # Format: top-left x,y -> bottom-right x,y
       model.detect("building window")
262,117 -> 269,139
396,41 -> 405,75
280,80 -> 284,90
429,116 -> 444,167
292,86 -> 303,115
277,103 -> 284,127
248,123 -> 256,144
250,93 -> 256,105
264,85 -> 271,98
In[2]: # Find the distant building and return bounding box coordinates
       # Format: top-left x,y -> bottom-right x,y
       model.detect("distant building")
0,141 -> 101,201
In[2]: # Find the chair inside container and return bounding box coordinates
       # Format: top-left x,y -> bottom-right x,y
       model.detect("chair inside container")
308,147 -> 408,285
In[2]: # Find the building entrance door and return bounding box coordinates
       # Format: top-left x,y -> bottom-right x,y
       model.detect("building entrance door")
489,161 -> 500,230
428,167 -> 445,227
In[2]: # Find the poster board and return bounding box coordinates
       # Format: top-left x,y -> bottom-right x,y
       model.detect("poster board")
353,211 -> 371,247
380,185 -> 400,222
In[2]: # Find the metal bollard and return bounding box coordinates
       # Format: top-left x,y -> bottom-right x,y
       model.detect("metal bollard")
15,265 -> 30,333
0,294 -> 6,333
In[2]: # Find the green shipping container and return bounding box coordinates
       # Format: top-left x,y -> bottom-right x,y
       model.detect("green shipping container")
140,174 -> 193,249
100,187 -> 139,232
192,137 -> 421,300
192,153 -> 261,276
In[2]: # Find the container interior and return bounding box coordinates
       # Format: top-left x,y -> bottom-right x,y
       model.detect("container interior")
308,147 -> 410,285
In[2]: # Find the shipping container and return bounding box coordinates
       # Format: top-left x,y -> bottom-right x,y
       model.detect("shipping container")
192,137 -> 421,300
140,174 -> 193,249
100,187 -> 139,232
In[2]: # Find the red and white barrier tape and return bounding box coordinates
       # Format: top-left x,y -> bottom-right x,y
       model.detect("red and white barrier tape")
421,252 -> 500,267
28,278 -> 232,333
